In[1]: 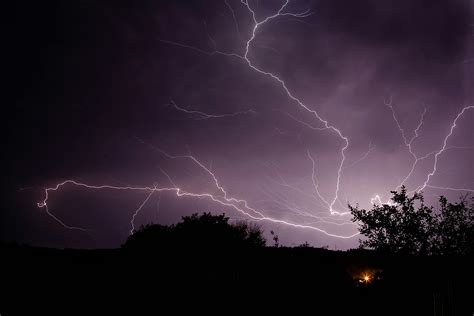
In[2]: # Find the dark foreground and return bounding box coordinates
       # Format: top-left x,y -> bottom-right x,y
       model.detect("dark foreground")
1,243 -> 473,315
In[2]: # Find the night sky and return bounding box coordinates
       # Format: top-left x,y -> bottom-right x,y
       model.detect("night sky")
3,0 -> 473,249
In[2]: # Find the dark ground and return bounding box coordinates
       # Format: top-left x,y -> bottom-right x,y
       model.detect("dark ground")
1,242 -> 473,315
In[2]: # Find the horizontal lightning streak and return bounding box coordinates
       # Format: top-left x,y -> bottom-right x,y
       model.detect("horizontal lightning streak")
425,185 -> 474,193
167,99 -> 255,120
38,179 -> 358,239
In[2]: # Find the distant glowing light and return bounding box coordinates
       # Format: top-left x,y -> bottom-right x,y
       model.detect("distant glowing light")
358,273 -> 372,284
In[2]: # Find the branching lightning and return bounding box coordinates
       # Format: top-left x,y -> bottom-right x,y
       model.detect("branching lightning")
36,0 -> 473,244
372,101 -> 473,205
416,105 -> 474,192
38,166 -> 359,239
238,0 -> 349,215
385,97 -> 428,189
159,0 -> 348,215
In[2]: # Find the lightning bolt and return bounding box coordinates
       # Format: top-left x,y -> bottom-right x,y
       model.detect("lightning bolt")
416,105 -> 474,192
277,110 -> 329,132
384,96 -> 427,189
344,142 -> 374,170
130,188 -> 156,234
224,0 -> 242,41
425,185 -> 474,193
307,150 -> 345,215
240,0 -> 348,215
259,164 -> 354,226
166,99 -> 256,120
36,0 -> 473,243
39,124 -> 358,239
38,171 -> 358,239
371,103 -> 474,204
203,20 -> 217,50
160,0 -> 348,215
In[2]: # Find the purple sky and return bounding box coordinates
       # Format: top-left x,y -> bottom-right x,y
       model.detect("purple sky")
3,0 -> 473,249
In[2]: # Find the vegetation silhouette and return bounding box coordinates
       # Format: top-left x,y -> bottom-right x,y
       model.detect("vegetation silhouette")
2,202 -> 474,314
123,212 -> 266,251
350,186 -> 474,255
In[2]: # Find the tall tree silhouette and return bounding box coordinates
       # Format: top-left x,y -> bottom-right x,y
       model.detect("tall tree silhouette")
350,187 -> 473,255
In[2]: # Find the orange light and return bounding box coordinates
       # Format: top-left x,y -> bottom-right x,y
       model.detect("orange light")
364,275 -> 370,282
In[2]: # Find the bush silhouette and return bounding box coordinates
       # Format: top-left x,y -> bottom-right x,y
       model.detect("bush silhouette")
123,212 -> 266,250
350,187 -> 473,255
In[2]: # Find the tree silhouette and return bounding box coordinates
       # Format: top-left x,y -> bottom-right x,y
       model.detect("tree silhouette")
123,212 -> 266,250
435,195 -> 474,255
349,187 -> 473,255
122,223 -> 172,250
